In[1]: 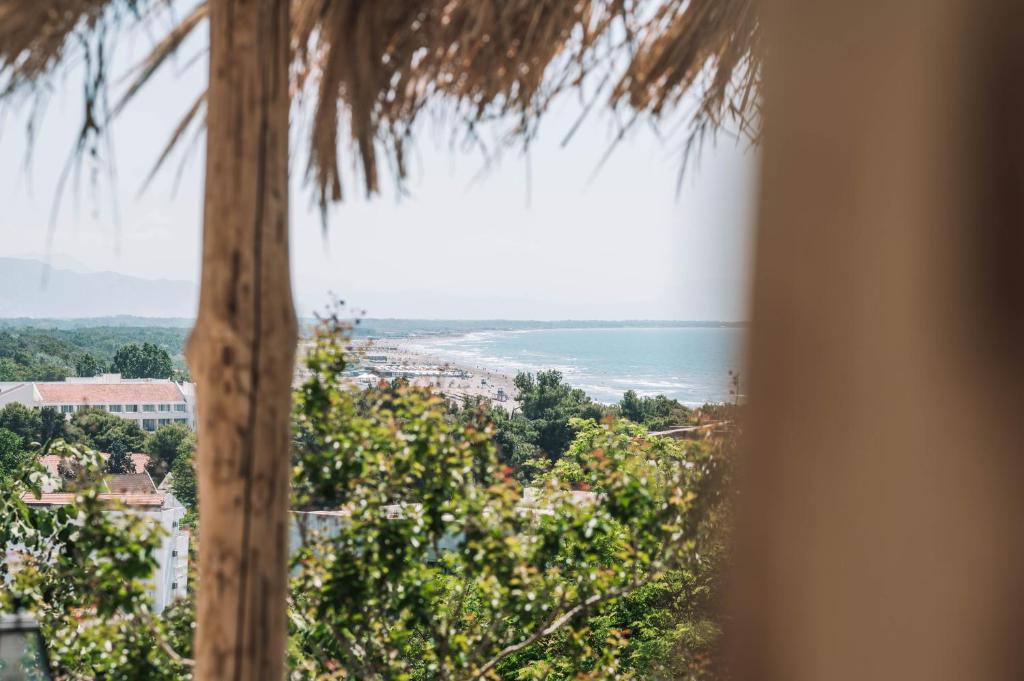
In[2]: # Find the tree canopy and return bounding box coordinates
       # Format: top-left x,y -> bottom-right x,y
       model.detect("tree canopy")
618,390 -> 693,431
111,342 -> 175,379
170,436 -> 197,510
67,407 -> 148,455
0,402 -> 42,444
145,422 -> 192,479
485,370 -> 605,477
75,352 -> 106,377
0,427 -> 30,482
0,327 -> 188,380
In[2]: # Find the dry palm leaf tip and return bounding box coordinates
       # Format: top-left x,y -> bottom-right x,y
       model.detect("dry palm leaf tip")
0,0 -> 759,209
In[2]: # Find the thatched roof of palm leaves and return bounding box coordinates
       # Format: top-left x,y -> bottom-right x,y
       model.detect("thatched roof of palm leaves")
0,0 -> 759,209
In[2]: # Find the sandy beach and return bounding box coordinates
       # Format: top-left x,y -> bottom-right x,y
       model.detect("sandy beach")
347,337 -> 519,410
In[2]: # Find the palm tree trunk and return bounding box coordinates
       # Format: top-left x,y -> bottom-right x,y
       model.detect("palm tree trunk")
186,0 -> 294,678
736,1 -> 1024,680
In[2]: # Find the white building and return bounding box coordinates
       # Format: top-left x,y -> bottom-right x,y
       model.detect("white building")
19,476 -> 190,613
0,373 -> 195,432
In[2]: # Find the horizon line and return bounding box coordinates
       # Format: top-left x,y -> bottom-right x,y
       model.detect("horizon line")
0,315 -> 750,325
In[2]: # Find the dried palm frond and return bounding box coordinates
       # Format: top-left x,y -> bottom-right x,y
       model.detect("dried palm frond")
611,0 -> 760,143
115,1 -> 207,115
0,0 -> 760,213
292,0 -> 760,214
0,0 -> 119,97
292,0 -> 621,209
0,1 -> 170,135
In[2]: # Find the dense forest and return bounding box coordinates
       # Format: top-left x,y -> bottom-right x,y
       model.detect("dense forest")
0,326 -> 189,381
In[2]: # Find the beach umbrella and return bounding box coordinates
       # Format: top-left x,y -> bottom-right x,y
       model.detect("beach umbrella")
0,1 -> 759,678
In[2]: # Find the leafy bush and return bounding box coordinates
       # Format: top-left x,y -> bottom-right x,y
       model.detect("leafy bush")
67,407 -> 148,455
146,423 -> 193,479
288,315 -> 715,680
111,342 -> 174,379
0,442 -> 192,679
0,315 -> 734,680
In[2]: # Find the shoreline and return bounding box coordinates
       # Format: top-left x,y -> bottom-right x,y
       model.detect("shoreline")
354,337 -> 520,411
339,327 -> 739,408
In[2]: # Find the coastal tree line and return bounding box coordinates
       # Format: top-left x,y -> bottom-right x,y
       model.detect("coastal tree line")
0,327 -> 186,381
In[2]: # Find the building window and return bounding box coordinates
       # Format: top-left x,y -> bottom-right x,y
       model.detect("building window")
142,419 -> 157,431
174,403 -> 187,412
125,404 -> 139,413
172,582 -> 178,590
109,404 -> 122,412
142,404 -> 156,412
175,418 -> 188,424
172,550 -> 178,557
159,418 -> 171,427
60,405 -> 74,414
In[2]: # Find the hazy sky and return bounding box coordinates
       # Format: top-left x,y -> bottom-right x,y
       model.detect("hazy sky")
0,26 -> 757,321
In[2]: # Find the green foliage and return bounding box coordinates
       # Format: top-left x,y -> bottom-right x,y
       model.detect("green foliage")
75,352 -> 105,377
0,357 -> 20,380
105,440 -> 135,474
0,330 -> 74,381
0,403 -> 69,450
0,402 -> 43,445
513,371 -> 606,460
476,370 -> 608,478
487,405 -> 541,474
170,435 -> 197,510
618,390 -> 693,431
0,442 -> 191,679
505,419 -> 734,680
0,316 -> 733,680
289,317 -> 702,680
111,342 -> 174,379
0,427 -> 30,482
38,406 -> 67,446
145,423 -> 192,479
68,407 -> 148,455
0,325 -> 189,380
161,596 -> 196,663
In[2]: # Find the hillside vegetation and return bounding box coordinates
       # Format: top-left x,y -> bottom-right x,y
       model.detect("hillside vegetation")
0,327 -> 189,381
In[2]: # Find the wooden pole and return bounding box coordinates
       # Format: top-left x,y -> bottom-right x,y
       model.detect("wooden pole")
735,1 -> 1024,679
187,0 -> 295,678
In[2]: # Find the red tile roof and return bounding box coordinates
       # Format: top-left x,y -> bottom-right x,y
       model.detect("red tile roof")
131,453 -> 150,474
21,492 -> 166,507
38,454 -> 63,477
35,382 -> 184,404
106,473 -> 157,495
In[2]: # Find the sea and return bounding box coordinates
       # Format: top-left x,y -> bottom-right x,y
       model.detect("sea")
365,322 -> 745,406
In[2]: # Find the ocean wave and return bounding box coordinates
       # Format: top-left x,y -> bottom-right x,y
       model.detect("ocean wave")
607,378 -> 695,390
396,327 -> 737,404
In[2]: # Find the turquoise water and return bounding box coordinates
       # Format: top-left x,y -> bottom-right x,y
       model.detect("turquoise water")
404,326 -> 744,405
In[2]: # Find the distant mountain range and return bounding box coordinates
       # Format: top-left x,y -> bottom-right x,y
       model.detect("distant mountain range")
0,258 -> 198,319
0,258 -> 748,328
